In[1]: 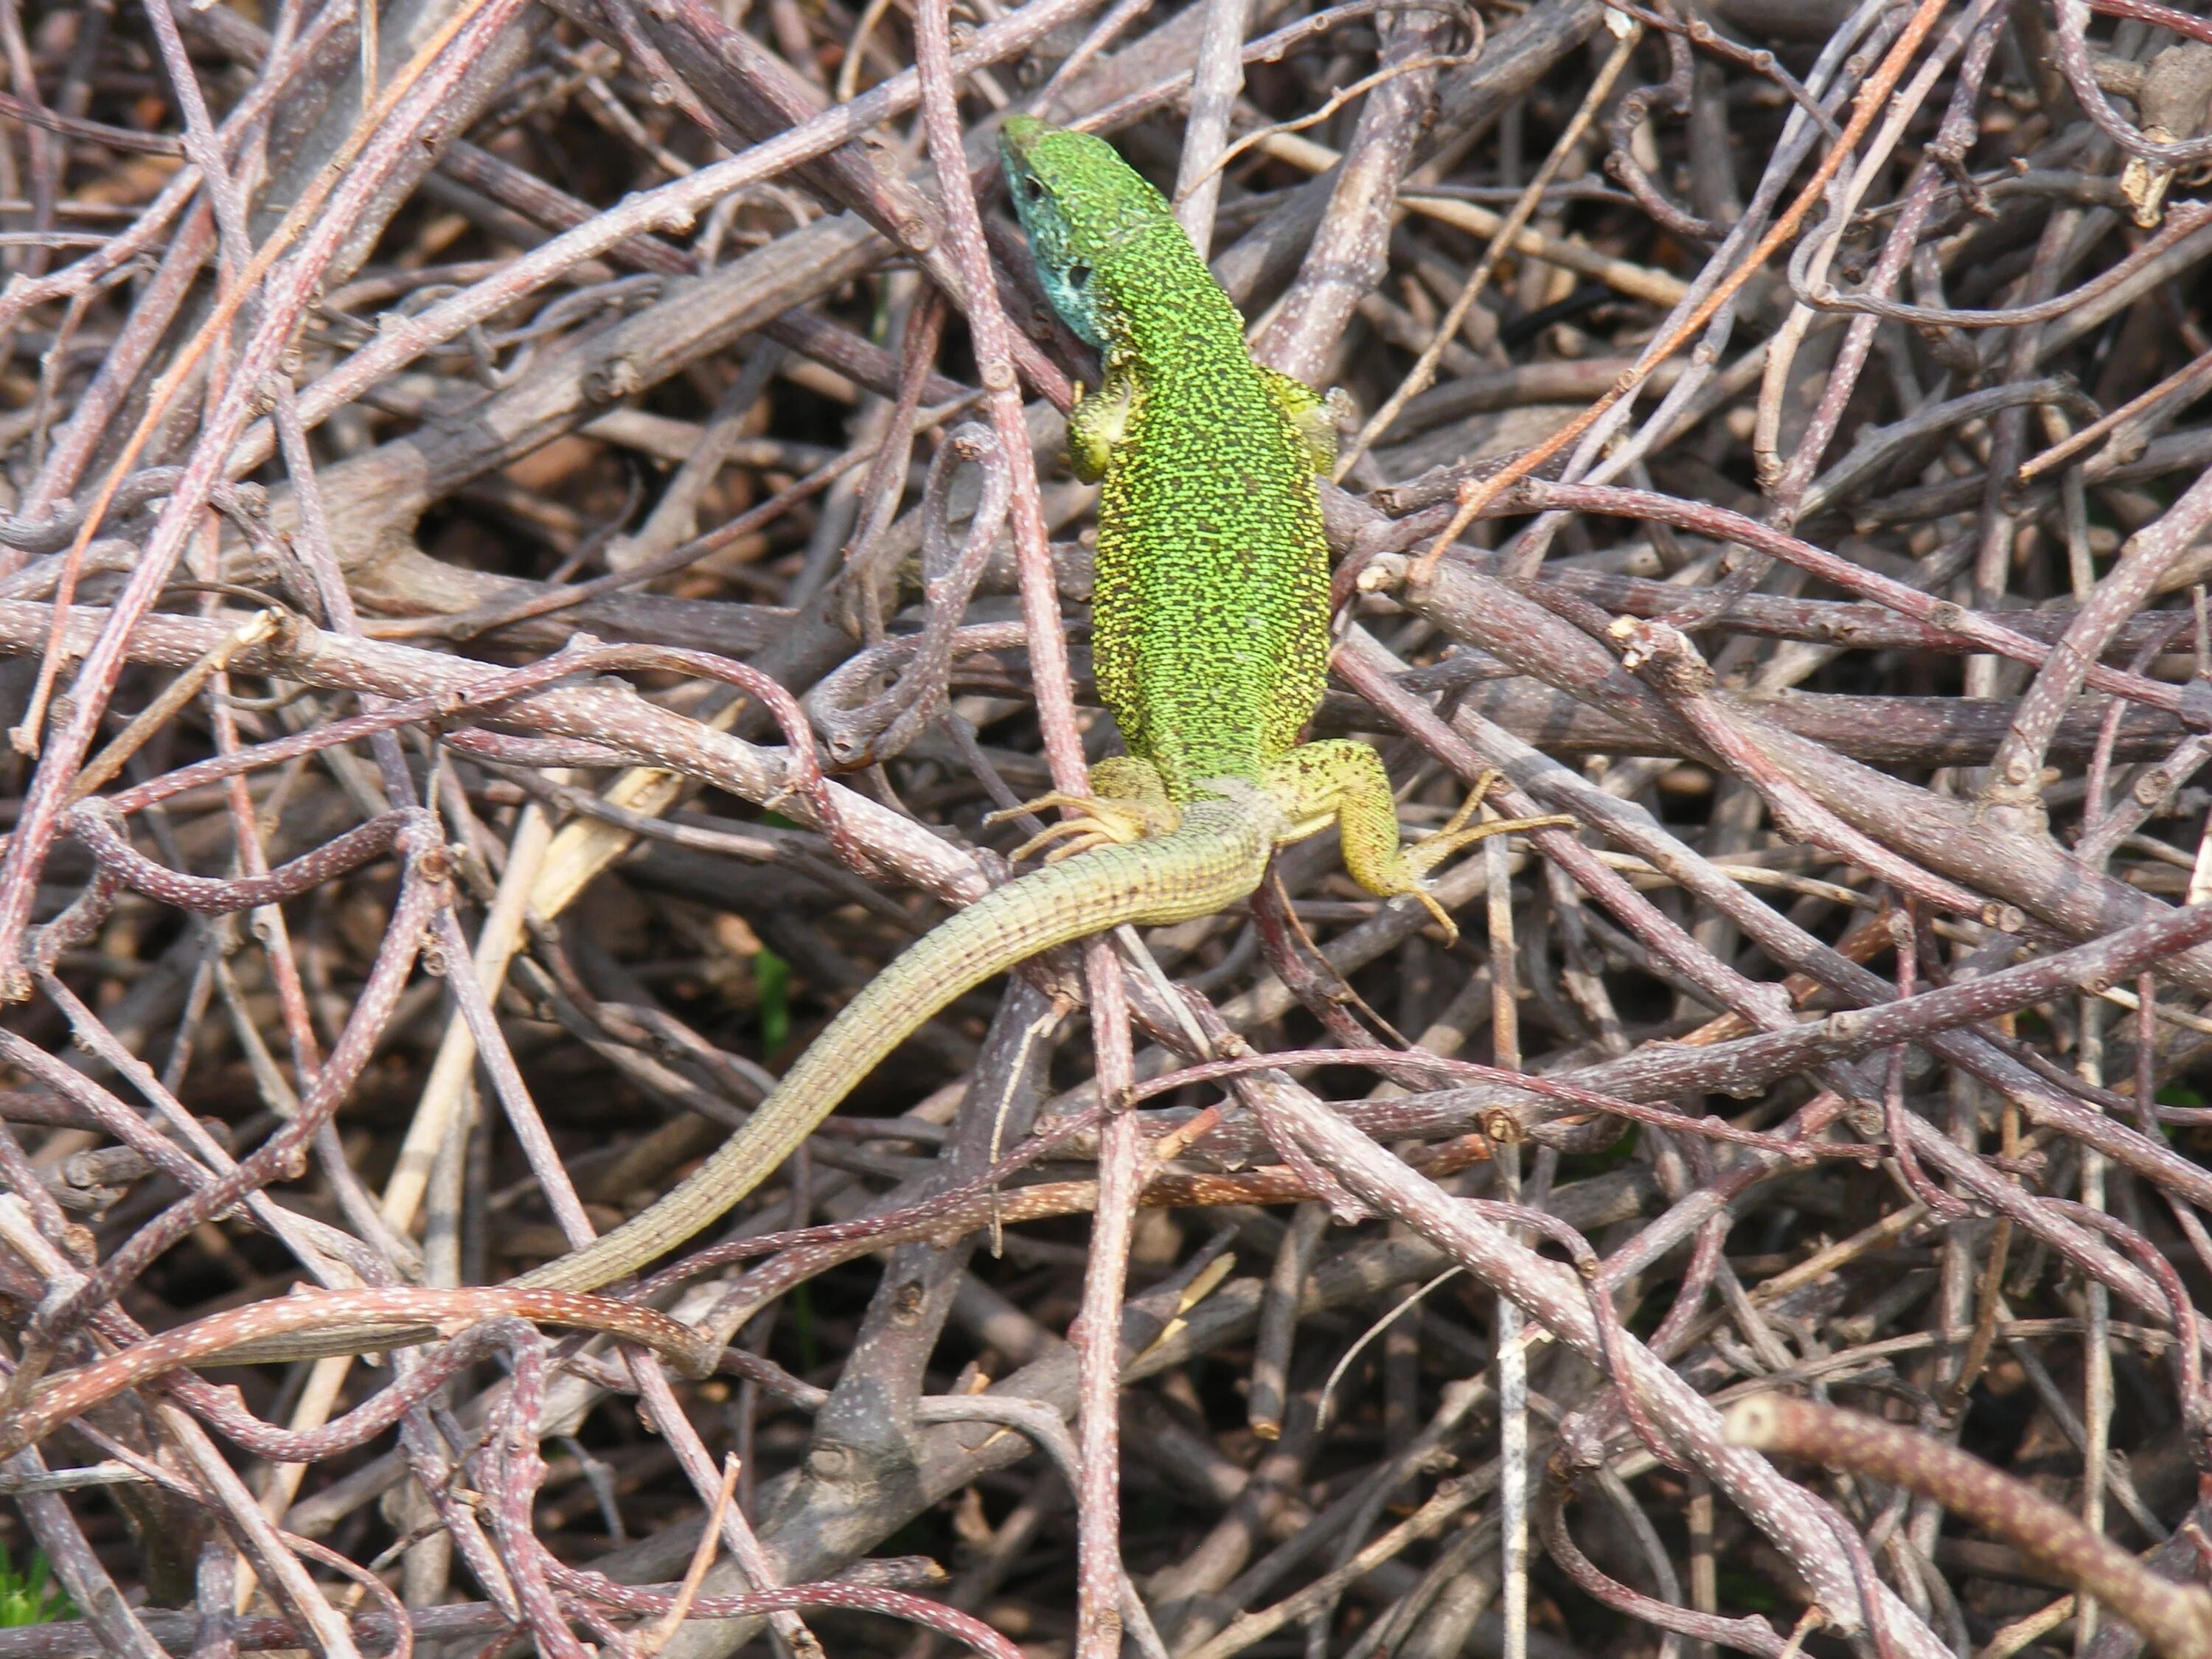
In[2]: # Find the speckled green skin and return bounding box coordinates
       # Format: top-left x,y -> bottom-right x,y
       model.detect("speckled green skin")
998,117 -> 1479,910
1001,116 -> 1331,791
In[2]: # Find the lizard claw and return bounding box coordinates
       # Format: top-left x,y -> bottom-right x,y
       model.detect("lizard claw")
1409,886 -> 1461,948
1402,773 -> 1576,882
1393,776 -> 1575,944
1403,810 -> 1576,881
988,790 -> 1154,863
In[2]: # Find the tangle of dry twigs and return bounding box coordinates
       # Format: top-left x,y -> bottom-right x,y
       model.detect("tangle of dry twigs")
9,0 -> 2212,1656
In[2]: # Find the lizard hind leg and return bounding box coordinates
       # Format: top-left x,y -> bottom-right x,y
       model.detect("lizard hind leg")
987,754 -> 1179,864
1263,742 -> 1572,946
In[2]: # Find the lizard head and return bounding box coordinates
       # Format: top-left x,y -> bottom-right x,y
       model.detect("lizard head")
1000,115 -> 1183,348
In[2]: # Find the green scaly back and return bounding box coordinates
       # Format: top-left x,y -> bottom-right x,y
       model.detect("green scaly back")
1000,116 -> 1332,801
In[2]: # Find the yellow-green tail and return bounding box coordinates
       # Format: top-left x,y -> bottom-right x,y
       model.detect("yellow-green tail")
512,797 -> 1280,1295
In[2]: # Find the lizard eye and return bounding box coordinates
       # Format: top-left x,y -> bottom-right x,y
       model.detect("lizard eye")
1067,264 -> 1091,288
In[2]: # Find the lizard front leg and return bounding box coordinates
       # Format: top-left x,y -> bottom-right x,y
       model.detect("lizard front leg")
1067,363 -> 1138,482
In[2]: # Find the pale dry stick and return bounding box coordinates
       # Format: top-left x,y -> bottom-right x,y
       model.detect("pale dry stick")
359,0 -> 378,102
0,156 -> 195,360
1336,16 -> 1639,479
1986,1594 -> 2081,1659
1031,0 -> 1158,116
1249,1203 -> 1326,1440
1407,0 -> 1951,582
1199,47 -> 1475,198
1074,949 -> 1144,1659
1251,0 -> 1461,386
2,1444 -> 160,1659
68,608 -> 277,800
620,1352 -> 824,1659
2020,339 -> 2212,480
1314,1267 -> 1462,1433
836,0 -> 899,100
169,244 -> 352,1405
1250,131 -> 1688,307
1541,1478 -> 1790,1659
912,9 -> 1140,1655
1487,823 -> 1528,1659
194,529 -> 336,1278
638,1455 -> 744,1658
235,787 -> 409,1531
74,638 -> 676,818
520,706 -> 745,934
382,800 -> 561,1239
2073,782 -> 2124,1652
1348,591 -> 2212,1253
1178,1479 -> 1484,1659
1777,199 -> 2212,335
1062,0 -> 1381,137
1722,1397 -> 2212,1659
2090,0 -> 2212,47
1172,0 -> 1253,255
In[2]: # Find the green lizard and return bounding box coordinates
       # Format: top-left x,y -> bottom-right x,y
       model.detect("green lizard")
48,125 -> 1554,1390
497,116 -> 1551,1299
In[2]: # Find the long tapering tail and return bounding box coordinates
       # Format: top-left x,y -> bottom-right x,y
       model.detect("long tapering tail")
511,796 -> 1277,1294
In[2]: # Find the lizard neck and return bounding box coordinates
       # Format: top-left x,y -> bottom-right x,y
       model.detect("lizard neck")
1091,224 -> 1250,371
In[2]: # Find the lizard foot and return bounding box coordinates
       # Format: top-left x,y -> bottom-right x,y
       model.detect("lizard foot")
987,757 -> 1178,863
990,793 -> 1149,863
1387,774 -> 1575,945
1401,777 -> 1575,883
